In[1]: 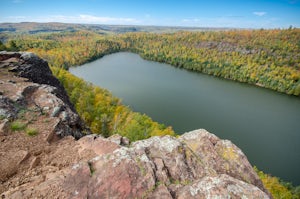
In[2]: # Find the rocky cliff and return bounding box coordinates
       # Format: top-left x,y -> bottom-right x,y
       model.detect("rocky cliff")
0,52 -> 271,198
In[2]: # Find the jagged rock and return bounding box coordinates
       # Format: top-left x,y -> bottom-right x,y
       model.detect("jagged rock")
177,174 -> 269,198
107,134 -> 130,146
51,106 -> 62,117
0,150 -> 30,182
149,184 -> 173,199
0,119 -> 9,135
0,51 -> 87,194
14,129 -> 267,199
77,135 -> 120,156
0,51 -> 21,61
0,51 -> 75,111
179,129 -> 266,193
0,96 -> 18,119
121,136 -> 130,146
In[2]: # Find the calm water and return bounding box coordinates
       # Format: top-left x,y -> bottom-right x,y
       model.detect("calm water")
70,52 -> 300,185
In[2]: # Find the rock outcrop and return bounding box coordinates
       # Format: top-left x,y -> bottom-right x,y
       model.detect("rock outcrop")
0,52 -> 271,198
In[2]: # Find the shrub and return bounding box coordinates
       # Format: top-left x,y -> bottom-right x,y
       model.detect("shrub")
25,127 -> 38,136
10,121 -> 27,131
254,166 -> 299,199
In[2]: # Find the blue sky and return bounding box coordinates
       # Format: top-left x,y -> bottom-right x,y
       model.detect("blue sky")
1,0 -> 299,28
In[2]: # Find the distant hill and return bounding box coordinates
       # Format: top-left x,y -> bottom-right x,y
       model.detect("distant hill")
0,22 -> 232,34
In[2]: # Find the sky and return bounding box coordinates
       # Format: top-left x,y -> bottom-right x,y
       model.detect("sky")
1,0 -> 300,28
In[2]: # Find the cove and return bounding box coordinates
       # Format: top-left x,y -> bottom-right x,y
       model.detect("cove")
70,52 -> 300,185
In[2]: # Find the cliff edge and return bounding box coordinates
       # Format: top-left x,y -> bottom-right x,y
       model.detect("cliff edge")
0,52 -> 270,198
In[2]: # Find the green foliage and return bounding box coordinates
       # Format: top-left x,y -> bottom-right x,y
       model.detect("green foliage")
9,29 -> 300,96
9,31 -> 121,69
5,28 -> 298,141
254,167 -> 300,199
118,29 -> 300,96
25,127 -> 38,136
52,67 -> 175,141
10,121 -> 27,131
0,40 -> 7,51
7,40 -> 19,51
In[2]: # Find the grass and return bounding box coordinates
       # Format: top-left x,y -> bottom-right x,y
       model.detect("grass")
10,120 -> 39,136
10,121 -> 27,131
17,109 -> 27,119
25,127 -> 38,136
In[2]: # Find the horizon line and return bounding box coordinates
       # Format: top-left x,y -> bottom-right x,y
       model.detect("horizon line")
0,21 -> 298,30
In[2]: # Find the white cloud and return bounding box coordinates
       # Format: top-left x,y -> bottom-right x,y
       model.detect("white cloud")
182,18 -> 200,23
253,12 -> 267,17
77,15 -> 139,24
1,14 -> 140,25
180,16 -> 282,28
181,17 -> 243,27
3,16 -> 26,22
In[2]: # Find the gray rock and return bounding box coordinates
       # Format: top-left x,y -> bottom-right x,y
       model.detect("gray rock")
107,134 -> 130,146
0,119 -> 9,135
177,174 -> 269,198
61,111 -> 69,122
20,52 -> 39,61
0,96 -> 18,119
51,106 -> 62,117
121,136 -> 130,146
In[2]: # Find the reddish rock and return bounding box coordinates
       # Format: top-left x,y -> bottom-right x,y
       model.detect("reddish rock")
78,134 -> 120,156
149,184 -> 173,199
177,174 -> 269,199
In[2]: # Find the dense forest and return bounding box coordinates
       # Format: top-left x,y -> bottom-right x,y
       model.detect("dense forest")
52,67 -> 175,141
1,28 -> 300,198
2,28 -> 300,96
120,29 -> 300,96
1,29 -> 299,138
1,31 -> 176,141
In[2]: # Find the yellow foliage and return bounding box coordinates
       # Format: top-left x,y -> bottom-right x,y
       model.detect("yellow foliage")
254,167 -> 298,199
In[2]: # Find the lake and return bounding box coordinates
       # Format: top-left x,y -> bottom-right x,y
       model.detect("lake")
70,52 -> 300,185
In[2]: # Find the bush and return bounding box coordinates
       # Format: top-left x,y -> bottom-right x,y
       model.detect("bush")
25,127 -> 38,136
10,121 -> 27,131
254,166 -> 299,199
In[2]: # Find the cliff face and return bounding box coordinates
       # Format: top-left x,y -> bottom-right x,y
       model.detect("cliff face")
0,52 -> 270,198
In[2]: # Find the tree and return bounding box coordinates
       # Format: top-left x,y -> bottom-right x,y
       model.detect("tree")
8,40 -> 19,51
0,41 -> 7,51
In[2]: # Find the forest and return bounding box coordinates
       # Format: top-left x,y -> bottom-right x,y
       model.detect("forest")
120,29 -> 300,96
2,28 -> 299,96
1,28 -> 300,198
1,29 -> 299,139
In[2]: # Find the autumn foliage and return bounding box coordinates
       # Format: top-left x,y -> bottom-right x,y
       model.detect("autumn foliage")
8,28 -> 300,96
